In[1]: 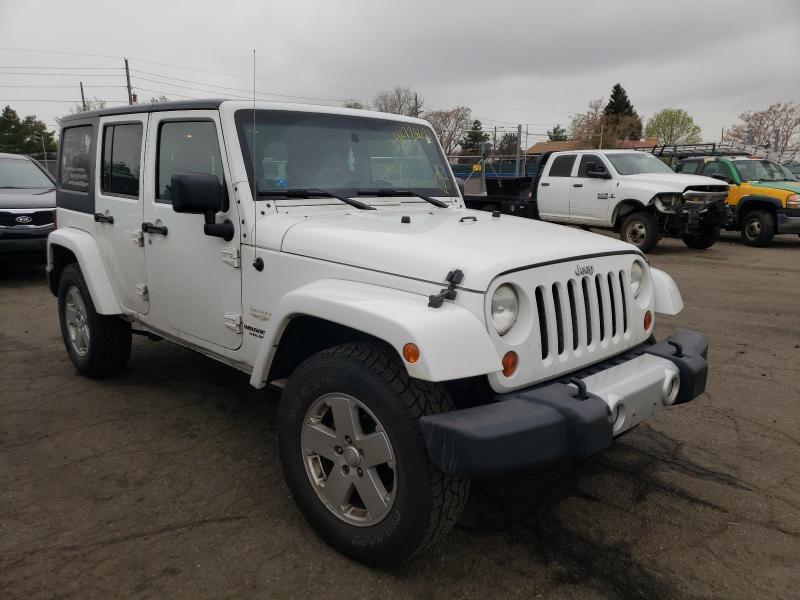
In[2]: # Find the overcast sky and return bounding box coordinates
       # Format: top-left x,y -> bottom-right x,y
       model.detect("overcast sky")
1,0 -> 798,146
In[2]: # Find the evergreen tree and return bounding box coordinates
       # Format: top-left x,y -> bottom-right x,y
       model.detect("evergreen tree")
603,84 -> 642,140
547,124 -> 567,141
0,106 -> 57,158
459,120 -> 490,153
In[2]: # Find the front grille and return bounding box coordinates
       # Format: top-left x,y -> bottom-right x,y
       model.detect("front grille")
0,210 -> 54,227
534,269 -> 631,360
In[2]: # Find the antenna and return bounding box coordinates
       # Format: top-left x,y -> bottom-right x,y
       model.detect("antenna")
251,49 -> 263,271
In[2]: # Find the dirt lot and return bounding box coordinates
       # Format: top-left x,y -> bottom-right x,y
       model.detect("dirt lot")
1,232 -> 799,599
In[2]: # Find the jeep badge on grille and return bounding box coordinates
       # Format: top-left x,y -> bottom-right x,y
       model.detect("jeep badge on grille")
575,264 -> 595,276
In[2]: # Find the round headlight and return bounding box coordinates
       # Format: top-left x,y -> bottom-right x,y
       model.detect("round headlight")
491,284 -> 519,335
630,261 -> 644,298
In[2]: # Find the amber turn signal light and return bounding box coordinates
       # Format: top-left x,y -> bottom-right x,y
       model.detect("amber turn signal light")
502,351 -> 518,377
403,343 -> 420,363
643,310 -> 653,331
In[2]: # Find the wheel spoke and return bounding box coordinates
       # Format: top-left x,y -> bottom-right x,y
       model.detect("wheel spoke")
320,468 -> 352,510
356,470 -> 390,518
64,304 -> 77,323
301,423 -> 338,460
329,396 -> 359,440
359,431 -> 393,467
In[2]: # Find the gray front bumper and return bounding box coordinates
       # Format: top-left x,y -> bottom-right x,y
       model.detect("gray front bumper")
420,328 -> 708,476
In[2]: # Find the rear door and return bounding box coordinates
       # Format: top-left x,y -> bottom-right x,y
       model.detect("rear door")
537,154 -> 576,221
94,115 -> 149,314
569,153 -> 613,224
142,111 -> 242,351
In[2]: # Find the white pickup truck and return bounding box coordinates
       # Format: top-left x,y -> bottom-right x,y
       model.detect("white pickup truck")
47,100 -> 709,565
528,150 -> 729,252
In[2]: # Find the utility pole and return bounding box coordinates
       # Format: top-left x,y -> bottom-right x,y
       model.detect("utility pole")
493,126 -> 497,155
598,122 -> 604,149
79,81 -> 87,110
124,58 -> 133,105
413,93 -> 419,118
515,124 -> 523,176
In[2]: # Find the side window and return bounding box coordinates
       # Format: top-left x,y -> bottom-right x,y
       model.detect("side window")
701,161 -> 729,178
676,160 -> 699,174
548,154 -> 576,177
59,125 -> 93,192
101,123 -> 143,196
157,121 -> 223,202
577,154 -> 603,177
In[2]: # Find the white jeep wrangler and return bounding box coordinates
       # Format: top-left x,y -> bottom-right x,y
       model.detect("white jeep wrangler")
47,100 -> 709,565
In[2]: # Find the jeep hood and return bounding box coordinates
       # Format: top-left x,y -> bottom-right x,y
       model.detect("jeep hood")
622,173 -> 725,189
277,208 -> 638,291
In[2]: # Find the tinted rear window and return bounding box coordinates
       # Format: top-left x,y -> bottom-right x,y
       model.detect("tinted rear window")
60,126 -> 93,192
101,123 -> 143,196
549,155 -> 576,177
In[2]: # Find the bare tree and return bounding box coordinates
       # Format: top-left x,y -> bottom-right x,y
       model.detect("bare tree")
425,106 -> 472,155
372,86 -> 423,117
342,99 -> 367,110
726,102 -> 800,159
55,98 -> 107,125
569,98 -> 605,147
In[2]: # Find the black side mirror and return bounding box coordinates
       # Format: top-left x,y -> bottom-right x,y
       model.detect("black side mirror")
585,162 -> 610,178
171,173 -> 234,241
710,173 -> 734,184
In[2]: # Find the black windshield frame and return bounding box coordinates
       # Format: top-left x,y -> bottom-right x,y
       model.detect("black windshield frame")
234,109 -> 456,200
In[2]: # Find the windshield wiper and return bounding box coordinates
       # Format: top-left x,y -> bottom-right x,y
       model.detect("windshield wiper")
357,188 -> 450,208
258,188 -> 375,210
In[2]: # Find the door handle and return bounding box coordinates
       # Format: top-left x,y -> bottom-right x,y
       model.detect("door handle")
540,182 -> 550,187
573,183 -> 583,188
94,212 -> 114,224
141,222 -> 168,236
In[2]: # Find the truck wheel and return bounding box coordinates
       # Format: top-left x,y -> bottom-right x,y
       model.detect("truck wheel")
682,226 -> 720,249
277,342 -> 469,565
620,212 -> 659,252
57,264 -> 132,377
740,210 -> 775,247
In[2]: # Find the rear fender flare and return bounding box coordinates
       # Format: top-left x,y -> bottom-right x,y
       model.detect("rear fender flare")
249,279 -> 500,388
47,228 -> 122,315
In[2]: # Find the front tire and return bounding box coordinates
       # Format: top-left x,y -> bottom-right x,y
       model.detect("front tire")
620,211 -> 659,252
682,225 -> 720,249
740,210 -> 775,247
277,342 -> 469,565
57,263 -> 132,377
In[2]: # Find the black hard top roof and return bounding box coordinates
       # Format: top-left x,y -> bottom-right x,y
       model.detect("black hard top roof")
59,99 -> 225,123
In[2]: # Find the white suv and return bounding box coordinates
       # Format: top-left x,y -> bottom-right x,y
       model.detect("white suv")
47,100 -> 709,565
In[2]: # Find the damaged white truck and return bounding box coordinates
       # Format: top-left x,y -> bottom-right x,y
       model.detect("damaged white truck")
47,100 -> 709,565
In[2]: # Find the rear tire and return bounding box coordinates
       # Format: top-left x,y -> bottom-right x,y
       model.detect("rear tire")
57,263 -> 131,377
740,210 -> 775,247
620,211 -> 659,253
277,342 -> 469,565
682,225 -> 720,249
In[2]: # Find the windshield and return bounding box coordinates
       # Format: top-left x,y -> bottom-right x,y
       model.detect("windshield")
605,153 -> 675,175
732,160 -> 790,182
0,157 -> 54,189
235,110 -> 455,199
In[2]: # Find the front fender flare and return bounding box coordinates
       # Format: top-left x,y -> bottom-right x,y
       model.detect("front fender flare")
650,268 -> 683,315
249,279 -> 501,388
47,228 -> 122,315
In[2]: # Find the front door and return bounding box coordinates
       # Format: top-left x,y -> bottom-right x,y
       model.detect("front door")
537,153 -> 577,221
94,115 -> 149,314
142,111 -> 242,351
569,154 -> 613,224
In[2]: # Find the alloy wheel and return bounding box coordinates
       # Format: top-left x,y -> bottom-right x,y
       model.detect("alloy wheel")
64,285 -> 90,357
301,392 -> 397,526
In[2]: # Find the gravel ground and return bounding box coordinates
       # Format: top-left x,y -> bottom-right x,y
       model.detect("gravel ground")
1,232 -> 799,599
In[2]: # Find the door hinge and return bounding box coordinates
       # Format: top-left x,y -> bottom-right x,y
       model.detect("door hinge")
224,313 -> 243,334
221,247 -> 241,268
135,284 -> 149,301
132,230 -> 144,247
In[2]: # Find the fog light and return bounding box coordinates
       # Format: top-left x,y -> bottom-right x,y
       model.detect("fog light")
643,310 -> 652,331
402,343 -> 420,363
502,351 -> 518,377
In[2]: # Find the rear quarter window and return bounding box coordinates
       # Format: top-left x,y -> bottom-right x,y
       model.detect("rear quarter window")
60,126 -> 94,192
548,154 -> 576,177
